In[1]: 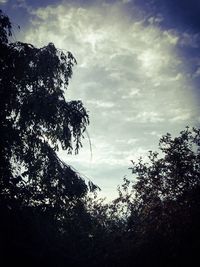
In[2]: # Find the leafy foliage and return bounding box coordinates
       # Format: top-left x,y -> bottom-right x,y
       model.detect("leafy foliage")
70,127 -> 200,267
131,127 -> 200,202
115,127 -> 200,266
0,10 -> 89,207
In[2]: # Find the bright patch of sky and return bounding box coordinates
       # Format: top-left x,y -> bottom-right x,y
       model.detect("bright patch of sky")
2,0 -> 200,200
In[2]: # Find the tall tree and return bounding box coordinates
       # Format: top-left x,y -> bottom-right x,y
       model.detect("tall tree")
0,10 -> 89,208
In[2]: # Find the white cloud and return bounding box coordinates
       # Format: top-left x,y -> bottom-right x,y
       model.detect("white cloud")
137,111 -> 164,123
148,15 -> 164,26
87,100 -> 115,108
127,138 -> 139,145
125,111 -> 164,123
169,109 -> 191,122
122,88 -> 141,99
21,2 -> 198,200
148,131 -> 162,138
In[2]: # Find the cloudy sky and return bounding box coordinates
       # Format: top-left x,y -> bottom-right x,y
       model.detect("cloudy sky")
1,0 -> 200,200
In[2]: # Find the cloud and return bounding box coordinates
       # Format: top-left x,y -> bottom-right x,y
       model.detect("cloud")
169,108 -> 191,123
0,0 -> 8,3
87,100 -> 115,108
122,88 -> 141,98
19,1 -> 199,199
136,111 -> 164,123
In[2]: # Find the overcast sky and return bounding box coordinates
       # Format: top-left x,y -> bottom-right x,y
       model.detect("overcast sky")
2,0 -> 200,200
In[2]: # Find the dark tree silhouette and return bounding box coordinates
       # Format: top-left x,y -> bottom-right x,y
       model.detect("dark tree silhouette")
123,127 -> 200,267
0,9 -> 96,266
131,127 -> 200,202
88,127 -> 200,267
0,10 -> 89,209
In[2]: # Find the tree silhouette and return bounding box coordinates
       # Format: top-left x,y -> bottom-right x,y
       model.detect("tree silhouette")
131,127 -> 200,202
0,9 -> 96,266
124,127 -> 200,266
92,127 -> 200,267
0,10 -> 89,209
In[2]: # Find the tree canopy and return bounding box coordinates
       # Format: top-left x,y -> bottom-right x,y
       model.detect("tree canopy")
112,127 -> 200,266
0,9 -> 89,208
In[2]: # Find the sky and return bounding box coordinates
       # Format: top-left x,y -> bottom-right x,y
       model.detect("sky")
1,0 -> 200,200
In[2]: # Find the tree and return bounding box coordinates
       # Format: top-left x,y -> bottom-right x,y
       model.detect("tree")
0,9 -> 89,209
0,10 -> 101,266
131,127 -> 200,202
94,127 -> 200,267
125,127 -> 200,266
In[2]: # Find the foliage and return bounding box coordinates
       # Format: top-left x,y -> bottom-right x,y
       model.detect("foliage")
0,9 -> 94,265
118,127 -> 200,266
0,10 -> 89,208
131,127 -> 200,202
76,127 -> 200,267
